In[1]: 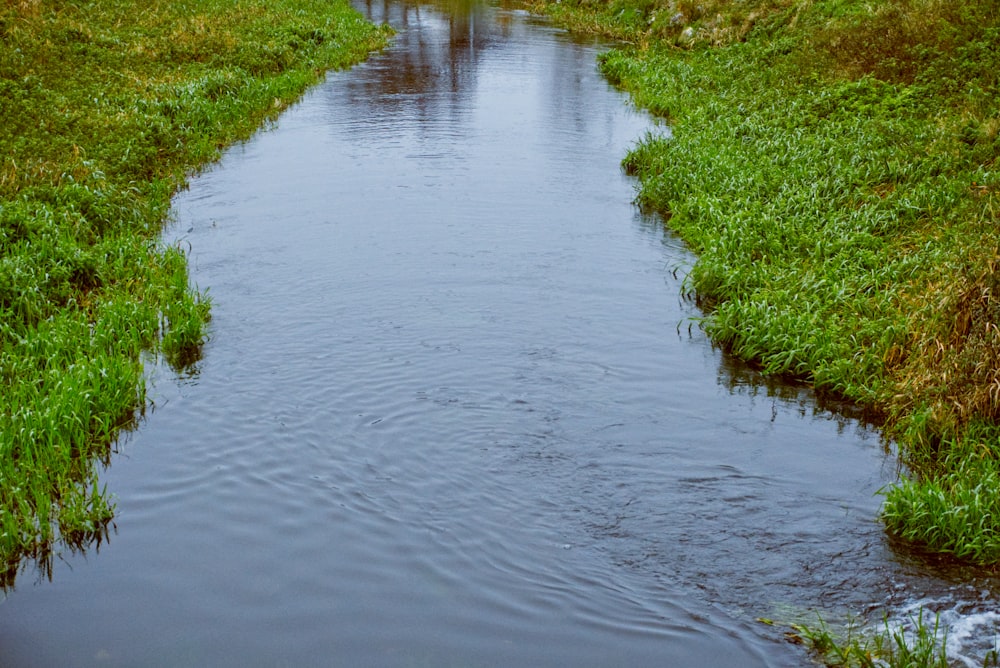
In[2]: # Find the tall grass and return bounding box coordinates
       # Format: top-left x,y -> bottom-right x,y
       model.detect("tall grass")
0,0 -> 390,585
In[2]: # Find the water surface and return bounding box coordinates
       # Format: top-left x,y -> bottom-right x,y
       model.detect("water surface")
1,2 -> 998,666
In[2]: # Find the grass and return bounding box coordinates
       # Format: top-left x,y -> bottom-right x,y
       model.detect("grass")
793,610 -> 952,668
534,0 -> 1000,566
0,0 -> 390,586
881,421 -> 1000,564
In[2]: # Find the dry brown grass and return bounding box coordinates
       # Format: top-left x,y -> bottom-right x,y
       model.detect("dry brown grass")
6,0 -> 41,15
663,0 -> 800,45
809,0 -> 959,82
892,244 -> 1000,448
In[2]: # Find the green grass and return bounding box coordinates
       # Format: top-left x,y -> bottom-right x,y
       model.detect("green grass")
882,421 -> 1000,564
794,610 -> 952,668
0,0 -> 390,585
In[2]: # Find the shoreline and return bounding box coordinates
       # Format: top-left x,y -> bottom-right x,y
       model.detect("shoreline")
0,0 -> 390,583
533,0 -> 1000,569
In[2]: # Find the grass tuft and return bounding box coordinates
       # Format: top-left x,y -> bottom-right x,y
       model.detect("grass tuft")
795,610 -> 950,668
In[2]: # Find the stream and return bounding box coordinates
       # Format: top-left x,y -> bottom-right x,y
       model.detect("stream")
2,1 -> 999,666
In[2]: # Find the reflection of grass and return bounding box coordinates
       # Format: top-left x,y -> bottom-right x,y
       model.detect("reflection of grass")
0,0 -> 390,584
538,0 -> 1000,567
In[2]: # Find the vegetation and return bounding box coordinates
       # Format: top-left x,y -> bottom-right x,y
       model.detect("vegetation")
533,0 -> 1000,567
0,0 -> 389,585
792,610 -> 953,668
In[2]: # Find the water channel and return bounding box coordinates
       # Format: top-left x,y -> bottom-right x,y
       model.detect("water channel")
2,1 -> 999,666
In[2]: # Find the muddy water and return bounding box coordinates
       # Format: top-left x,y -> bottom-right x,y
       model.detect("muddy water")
2,1 -> 998,666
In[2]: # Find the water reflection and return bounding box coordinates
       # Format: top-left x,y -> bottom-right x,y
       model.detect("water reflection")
347,0 -> 646,160
0,353 -> 200,593
349,0 -> 494,125
1,525 -> 114,594
717,353 -> 883,434
1,428 -> 126,592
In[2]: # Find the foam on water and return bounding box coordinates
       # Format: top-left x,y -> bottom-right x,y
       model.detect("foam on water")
880,596 -> 1000,667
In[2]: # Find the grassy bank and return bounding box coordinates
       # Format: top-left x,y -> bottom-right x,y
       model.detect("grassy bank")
0,0 -> 389,585
533,0 -> 999,662
535,0 -> 1000,566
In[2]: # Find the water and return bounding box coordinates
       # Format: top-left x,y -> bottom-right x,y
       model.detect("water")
2,1 -> 998,666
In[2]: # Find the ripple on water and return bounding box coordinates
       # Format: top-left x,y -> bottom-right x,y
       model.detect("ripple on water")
2,2 -> 993,667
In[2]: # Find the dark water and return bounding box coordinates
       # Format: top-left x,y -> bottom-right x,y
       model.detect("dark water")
2,2 -> 998,666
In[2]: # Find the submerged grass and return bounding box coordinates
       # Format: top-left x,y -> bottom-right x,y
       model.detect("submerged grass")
0,0 -> 389,584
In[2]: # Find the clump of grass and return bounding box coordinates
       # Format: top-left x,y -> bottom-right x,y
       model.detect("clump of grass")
603,50 -> 922,408
795,610 -> 950,668
882,422 -> 1000,564
0,0 -> 390,585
